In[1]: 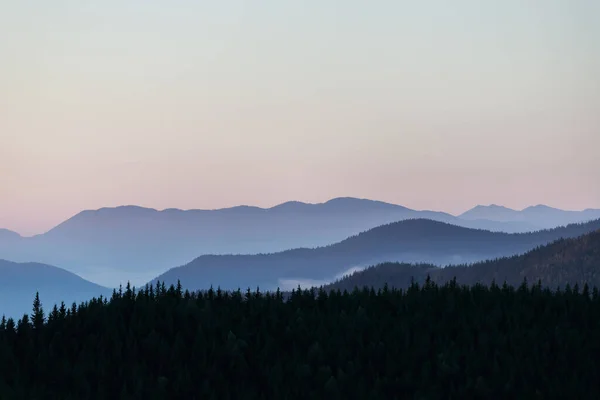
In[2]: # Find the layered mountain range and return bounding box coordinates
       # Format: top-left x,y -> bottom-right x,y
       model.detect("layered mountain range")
3,217 -> 600,319
152,218 -> 600,292
2,198 -> 598,287
459,204 -> 600,228
2,198 -> 600,319
326,228 -> 600,292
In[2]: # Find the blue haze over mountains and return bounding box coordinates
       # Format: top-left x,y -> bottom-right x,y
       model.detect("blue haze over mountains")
459,204 -> 600,228
0,259 -> 112,320
2,198 -> 600,287
325,229 -> 600,294
152,218 -> 600,293
1,197 -> 600,319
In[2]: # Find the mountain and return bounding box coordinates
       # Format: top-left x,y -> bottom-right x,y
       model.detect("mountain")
152,218 -> 600,292
326,228 -> 600,292
0,229 -> 20,240
459,204 -> 521,222
0,259 -> 112,320
0,197 -> 539,287
460,204 -> 600,230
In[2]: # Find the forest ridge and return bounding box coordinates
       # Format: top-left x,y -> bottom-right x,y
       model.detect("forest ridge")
327,228 -> 600,292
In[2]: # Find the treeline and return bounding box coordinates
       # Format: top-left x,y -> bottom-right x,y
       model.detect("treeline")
328,230 -> 600,293
2,280 -> 600,399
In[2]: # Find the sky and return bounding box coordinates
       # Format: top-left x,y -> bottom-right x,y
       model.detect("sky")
1,0 -> 599,236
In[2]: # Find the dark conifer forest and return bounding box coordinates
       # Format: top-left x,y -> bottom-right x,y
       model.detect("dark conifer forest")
2,277 -> 600,399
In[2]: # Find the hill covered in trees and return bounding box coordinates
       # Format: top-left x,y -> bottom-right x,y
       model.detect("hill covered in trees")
327,229 -> 600,292
153,218 -> 600,292
2,278 -> 600,398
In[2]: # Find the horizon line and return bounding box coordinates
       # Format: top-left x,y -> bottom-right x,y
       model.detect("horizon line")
3,196 -> 600,238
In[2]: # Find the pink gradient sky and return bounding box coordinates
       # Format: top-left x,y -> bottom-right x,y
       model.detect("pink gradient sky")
1,1 -> 599,236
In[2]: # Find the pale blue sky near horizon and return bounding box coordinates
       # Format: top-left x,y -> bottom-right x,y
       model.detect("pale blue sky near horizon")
1,0 -> 599,235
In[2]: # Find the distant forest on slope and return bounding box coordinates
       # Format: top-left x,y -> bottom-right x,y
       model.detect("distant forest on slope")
326,229 -> 600,292
153,218 -> 600,291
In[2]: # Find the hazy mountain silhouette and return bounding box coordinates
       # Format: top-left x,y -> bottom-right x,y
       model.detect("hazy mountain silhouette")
0,229 -> 21,240
0,259 -> 112,320
0,198 -> 540,287
326,228 -> 600,292
460,204 -> 600,229
459,204 -> 520,221
152,218 -> 600,293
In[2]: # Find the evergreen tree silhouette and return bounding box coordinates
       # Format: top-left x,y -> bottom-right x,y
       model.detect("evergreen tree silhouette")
31,292 -> 44,330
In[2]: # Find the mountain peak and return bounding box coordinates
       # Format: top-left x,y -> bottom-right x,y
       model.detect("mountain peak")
459,204 -> 517,220
522,204 -> 559,212
469,204 -> 515,211
323,197 -> 409,211
487,204 -> 514,210
101,205 -> 158,213
324,197 -> 365,204
72,205 -> 158,218
0,228 -> 21,239
267,201 -> 313,213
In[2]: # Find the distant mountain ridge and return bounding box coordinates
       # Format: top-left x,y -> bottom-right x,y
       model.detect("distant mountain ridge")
3,219 -> 600,321
326,228 -> 600,292
0,197 -> 546,287
152,218 -> 600,293
0,259 -> 112,320
0,229 -> 21,240
460,204 -> 600,228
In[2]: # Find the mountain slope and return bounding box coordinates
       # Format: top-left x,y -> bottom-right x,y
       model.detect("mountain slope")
0,229 -> 20,240
460,204 -> 600,229
152,218 -> 600,292
326,229 -> 600,292
0,259 -> 112,320
459,204 -> 519,222
0,197 -> 538,287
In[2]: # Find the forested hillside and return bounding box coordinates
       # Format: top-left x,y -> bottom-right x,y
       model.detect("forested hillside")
327,229 -> 600,292
2,280 -> 600,398
153,218 -> 600,292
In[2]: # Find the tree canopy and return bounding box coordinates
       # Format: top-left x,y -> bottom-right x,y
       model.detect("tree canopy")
2,278 -> 600,398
